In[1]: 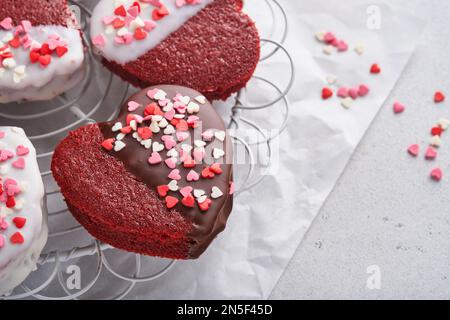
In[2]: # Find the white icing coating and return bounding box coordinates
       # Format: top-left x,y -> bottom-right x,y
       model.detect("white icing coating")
91,0 -> 214,65
0,127 -> 47,296
0,25 -> 85,103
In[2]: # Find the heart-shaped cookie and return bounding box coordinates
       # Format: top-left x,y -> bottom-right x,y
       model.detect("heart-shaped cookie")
90,0 -> 260,101
52,85 -> 233,259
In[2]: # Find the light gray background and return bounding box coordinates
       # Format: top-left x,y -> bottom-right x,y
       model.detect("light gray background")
271,0 -> 450,300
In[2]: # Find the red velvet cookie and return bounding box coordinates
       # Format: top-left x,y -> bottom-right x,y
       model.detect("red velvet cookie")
52,85 -> 234,259
90,0 -> 260,101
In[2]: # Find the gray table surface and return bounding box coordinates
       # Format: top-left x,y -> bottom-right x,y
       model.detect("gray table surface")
271,0 -> 450,300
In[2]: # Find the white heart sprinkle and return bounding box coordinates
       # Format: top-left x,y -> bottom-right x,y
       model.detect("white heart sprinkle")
213,148 -> 225,159
354,44 -> 365,55
195,95 -> 206,104
152,115 -> 163,122
181,144 -> 193,153
174,114 -> 185,119
162,103 -> 173,112
150,121 -> 160,133
105,25 -> 114,35
214,130 -> 226,142
211,186 -> 223,199
194,189 -> 205,198
117,27 -> 128,37
129,120 -> 137,131
114,140 -> 126,152
194,140 -> 206,148
197,195 -> 207,204
141,139 -> 152,149
153,141 -> 164,152
112,122 -> 122,132
430,135 -> 442,148
323,45 -> 333,55
187,102 -> 200,114
164,125 -> 175,135
116,133 -> 126,141
168,180 -> 179,192
341,97 -> 353,109
14,199 -> 24,210
179,95 -> 190,105
315,31 -> 325,42
158,118 -> 169,128
154,90 -> 166,101
167,148 -> 178,158
2,57 -> 16,69
14,65 -> 26,75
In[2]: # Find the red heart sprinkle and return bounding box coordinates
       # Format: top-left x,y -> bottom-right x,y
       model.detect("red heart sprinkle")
183,157 -> 196,168
12,217 -> 26,229
157,185 -> 169,197
153,105 -> 164,116
138,127 -> 152,140
6,196 -> 15,208
38,54 -> 52,67
144,102 -> 157,116
370,64 -> 381,74
10,232 -> 24,244
431,126 -> 443,136
176,120 -> 189,131
152,5 -> 169,21
201,167 -> 215,179
322,87 -> 333,100
434,91 -> 445,103
114,5 -> 127,17
182,194 -> 195,208
210,163 -> 222,174
120,126 -> 132,134
113,18 -> 126,29
134,27 -> 147,41
56,46 -> 68,57
165,196 -> 179,209
199,198 -> 212,212
8,36 -> 20,48
29,50 -> 41,63
101,138 -> 115,151
40,43 -> 52,55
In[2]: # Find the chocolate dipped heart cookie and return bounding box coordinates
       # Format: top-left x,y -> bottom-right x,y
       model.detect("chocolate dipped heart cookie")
52,85 -> 233,259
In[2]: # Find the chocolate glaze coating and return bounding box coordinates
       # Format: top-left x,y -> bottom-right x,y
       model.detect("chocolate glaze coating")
99,85 -> 233,258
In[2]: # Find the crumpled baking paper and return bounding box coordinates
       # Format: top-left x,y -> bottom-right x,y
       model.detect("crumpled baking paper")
21,0 -> 425,299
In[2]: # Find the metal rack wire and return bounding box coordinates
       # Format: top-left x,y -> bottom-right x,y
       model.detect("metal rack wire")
0,0 -> 293,299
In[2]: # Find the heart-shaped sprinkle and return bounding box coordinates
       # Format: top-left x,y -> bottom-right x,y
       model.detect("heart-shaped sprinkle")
134,27 -> 147,40
0,17 -> 13,30
114,5 -> 127,17
187,102 -> 200,114
201,167 -> 215,179
112,122 -> 122,132
168,169 -> 181,181
183,157 -> 196,168
370,63 -> 381,74
322,45 -> 333,55
56,46 -> 68,57
16,145 -> 29,156
348,88 -> 359,99
12,158 -> 25,169
214,130 -> 226,142
182,194 -> 195,208
148,152 -> 162,165
187,170 -> 200,182
202,130 -> 214,141
12,217 -> 26,229
10,232 -> 24,244
180,186 -> 193,198
176,132 -> 189,142
165,196 -> 179,209
194,189 -> 205,198
195,96 -> 206,104
430,168 -> 443,181
431,126 -> 443,137
210,163 -> 223,174
102,138 -> 115,151
197,195 -> 207,204
358,84 -> 370,97
38,54 -> 52,68
165,157 -> 177,169
430,135 -> 441,148
168,180 -> 179,192
157,185 -> 169,197
128,101 -> 141,112
322,87 -> 333,99
425,147 -> 437,160
354,44 -> 364,55
141,139 -> 152,149
337,87 -> 348,98
114,140 -> 126,152
199,198 -> 212,212
326,74 -> 337,85
323,32 -> 335,44
152,141 -> 164,153
161,135 -> 176,150
213,148 -> 225,159
153,5 -> 170,21
393,102 -> 405,114
337,40 -> 348,52
341,97 -> 353,109
167,149 -> 178,158
193,148 -> 205,162
211,186 -> 223,199
407,144 -> 419,157
434,91 -> 445,103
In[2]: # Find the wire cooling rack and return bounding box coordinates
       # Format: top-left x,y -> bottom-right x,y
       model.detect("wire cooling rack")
0,0 -> 293,299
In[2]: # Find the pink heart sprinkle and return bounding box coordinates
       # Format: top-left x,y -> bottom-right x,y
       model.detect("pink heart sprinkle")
358,84 -> 370,97
407,144 -> 419,157
430,168 -> 443,181
165,157 -> 177,169
0,17 -> 13,30
123,33 -> 133,44
16,145 -> 29,157
103,16 -> 116,25
158,99 -> 170,107
337,87 -> 348,98
393,102 -> 405,114
176,0 -> 186,8
425,147 -> 437,160
21,20 -> 32,32
128,101 -> 141,112
6,184 -> 21,197
161,135 -> 176,150
187,170 -> 200,182
164,109 -> 175,121
12,157 -> 25,169
348,88 -> 359,99
148,152 -> 162,165
127,6 -> 139,17
180,186 -> 193,198
176,132 -> 189,142
168,169 -> 181,181
202,130 -> 214,141
144,20 -> 157,32
147,89 -> 159,99
93,34 -> 106,47
0,131 -> 5,139
323,32 -> 335,43
193,148 -> 205,162
337,40 -> 348,52
0,217 -> 8,230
